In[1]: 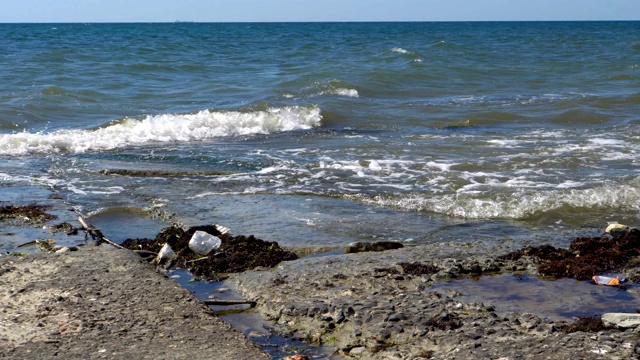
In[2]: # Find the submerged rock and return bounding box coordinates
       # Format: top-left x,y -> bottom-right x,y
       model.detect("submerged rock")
345,241 -> 404,254
605,223 -> 639,237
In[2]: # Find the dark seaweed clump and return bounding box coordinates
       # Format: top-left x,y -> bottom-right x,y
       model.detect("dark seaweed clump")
122,225 -> 298,281
498,232 -> 640,280
398,262 -> 440,276
0,204 -> 56,223
560,316 -> 607,333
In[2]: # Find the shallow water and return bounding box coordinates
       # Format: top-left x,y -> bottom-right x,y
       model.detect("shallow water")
430,273 -> 640,321
171,269 -> 332,359
2,22 -> 640,252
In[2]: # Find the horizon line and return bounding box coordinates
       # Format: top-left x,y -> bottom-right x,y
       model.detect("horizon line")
0,19 -> 638,24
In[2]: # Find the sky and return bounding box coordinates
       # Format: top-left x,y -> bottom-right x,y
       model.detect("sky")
1,0 -> 639,23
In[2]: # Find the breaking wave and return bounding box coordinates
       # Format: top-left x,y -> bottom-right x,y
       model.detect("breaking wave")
353,185 -> 640,220
0,105 -> 322,155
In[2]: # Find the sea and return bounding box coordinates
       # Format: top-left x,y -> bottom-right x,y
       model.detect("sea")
1,21 -> 640,251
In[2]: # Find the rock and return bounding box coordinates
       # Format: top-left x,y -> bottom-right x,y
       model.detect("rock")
605,223 -> 635,236
601,313 -> 640,329
348,346 -> 366,356
345,241 -> 404,254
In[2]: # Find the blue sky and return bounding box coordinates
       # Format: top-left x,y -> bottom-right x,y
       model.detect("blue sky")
1,0 -> 639,22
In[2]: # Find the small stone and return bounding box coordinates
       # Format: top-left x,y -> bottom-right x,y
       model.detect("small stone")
388,313 -> 407,322
467,333 -> 482,340
349,347 -> 366,356
321,315 -> 334,322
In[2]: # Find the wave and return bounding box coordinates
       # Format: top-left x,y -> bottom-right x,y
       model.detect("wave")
352,184 -> 640,221
417,93 -> 592,108
391,47 -> 410,54
280,79 -> 359,99
0,105 -> 322,155
390,47 -> 422,58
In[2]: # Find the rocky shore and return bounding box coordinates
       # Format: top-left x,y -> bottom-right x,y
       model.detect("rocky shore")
3,203 -> 640,359
230,241 -> 640,359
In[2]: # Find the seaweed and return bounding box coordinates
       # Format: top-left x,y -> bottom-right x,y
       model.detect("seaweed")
0,204 -> 56,224
499,232 -> 640,280
560,316 -> 607,333
122,224 -> 298,281
398,262 -> 440,276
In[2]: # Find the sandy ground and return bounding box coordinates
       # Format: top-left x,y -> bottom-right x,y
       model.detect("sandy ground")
0,245 -> 270,360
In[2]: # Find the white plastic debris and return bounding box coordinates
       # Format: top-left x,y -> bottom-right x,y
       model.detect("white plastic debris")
214,224 -> 230,235
189,230 -> 222,255
157,243 -> 177,261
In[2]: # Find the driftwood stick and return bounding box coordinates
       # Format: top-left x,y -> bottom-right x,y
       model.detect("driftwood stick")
203,299 -> 257,307
78,216 -> 124,249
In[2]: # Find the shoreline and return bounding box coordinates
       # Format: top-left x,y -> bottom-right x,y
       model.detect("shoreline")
3,241 -> 640,359
3,204 -> 640,359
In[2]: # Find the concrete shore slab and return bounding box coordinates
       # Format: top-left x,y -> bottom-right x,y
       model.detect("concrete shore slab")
0,245 -> 270,360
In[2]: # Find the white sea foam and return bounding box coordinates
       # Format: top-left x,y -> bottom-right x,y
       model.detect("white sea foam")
0,106 -> 322,155
588,138 -> 625,146
391,47 -> 409,54
426,161 -> 455,172
304,80 -> 359,98
368,160 -> 382,171
358,185 -> 640,220
333,88 -> 359,98
487,139 -> 520,147
317,88 -> 359,98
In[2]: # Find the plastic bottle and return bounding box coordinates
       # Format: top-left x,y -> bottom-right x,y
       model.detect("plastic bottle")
189,230 -> 222,255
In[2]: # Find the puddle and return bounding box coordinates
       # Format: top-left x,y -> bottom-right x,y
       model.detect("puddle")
430,273 -> 640,321
170,269 -> 332,359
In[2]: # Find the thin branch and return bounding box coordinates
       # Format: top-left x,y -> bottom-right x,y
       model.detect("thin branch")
203,299 -> 257,307
77,216 -> 124,249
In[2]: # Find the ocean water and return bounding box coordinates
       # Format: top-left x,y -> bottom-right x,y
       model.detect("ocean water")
1,21 -> 640,249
